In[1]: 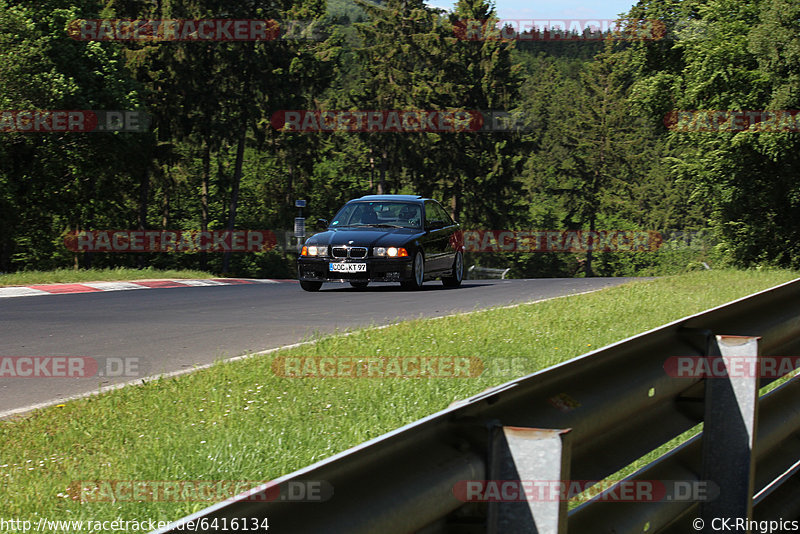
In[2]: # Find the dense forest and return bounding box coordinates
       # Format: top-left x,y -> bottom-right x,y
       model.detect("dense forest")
1,0 -> 798,278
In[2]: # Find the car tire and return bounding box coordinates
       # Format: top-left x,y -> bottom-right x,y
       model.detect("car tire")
350,281 -> 369,289
442,251 -> 463,288
300,281 -> 322,292
401,250 -> 425,290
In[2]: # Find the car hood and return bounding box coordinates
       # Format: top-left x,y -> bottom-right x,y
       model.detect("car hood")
305,227 -> 424,248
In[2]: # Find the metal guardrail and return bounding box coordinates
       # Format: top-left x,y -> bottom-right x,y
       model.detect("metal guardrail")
153,278 -> 800,534
468,265 -> 511,279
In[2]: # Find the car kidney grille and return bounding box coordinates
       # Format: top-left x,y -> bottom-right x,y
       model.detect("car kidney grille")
331,246 -> 367,258
349,247 -> 367,258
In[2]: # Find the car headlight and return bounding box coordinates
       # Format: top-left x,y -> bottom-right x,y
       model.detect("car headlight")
374,246 -> 408,257
302,245 -> 326,256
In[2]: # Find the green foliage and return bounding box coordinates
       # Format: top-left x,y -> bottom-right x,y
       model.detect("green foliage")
624,0 -> 800,270
2,0 -> 798,276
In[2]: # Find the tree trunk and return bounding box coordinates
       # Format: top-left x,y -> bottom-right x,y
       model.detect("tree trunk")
585,213 -> 595,277
200,140 -> 210,271
450,176 -> 463,222
137,165 -> 149,269
222,125 -> 246,274
285,156 -> 294,221
378,150 -> 387,194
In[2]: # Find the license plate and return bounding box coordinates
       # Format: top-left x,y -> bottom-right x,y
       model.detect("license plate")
329,262 -> 367,273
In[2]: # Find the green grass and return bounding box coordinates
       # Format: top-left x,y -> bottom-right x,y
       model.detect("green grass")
0,268 -> 215,287
0,269 -> 797,531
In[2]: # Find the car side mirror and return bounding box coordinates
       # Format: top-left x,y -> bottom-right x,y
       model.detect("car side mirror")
316,218 -> 329,230
427,219 -> 444,230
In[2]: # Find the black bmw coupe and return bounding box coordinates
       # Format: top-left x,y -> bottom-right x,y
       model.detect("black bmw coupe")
297,195 -> 464,291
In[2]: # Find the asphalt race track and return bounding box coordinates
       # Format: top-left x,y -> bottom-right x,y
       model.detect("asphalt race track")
0,277 -> 643,415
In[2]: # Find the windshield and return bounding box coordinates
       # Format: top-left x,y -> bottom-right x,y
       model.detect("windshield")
331,202 -> 422,229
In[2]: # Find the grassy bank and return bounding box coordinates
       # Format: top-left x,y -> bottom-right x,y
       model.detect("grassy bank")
1,269 -> 797,530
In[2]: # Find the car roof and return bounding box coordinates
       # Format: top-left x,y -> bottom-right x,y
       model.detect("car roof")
350,195 -> 427,203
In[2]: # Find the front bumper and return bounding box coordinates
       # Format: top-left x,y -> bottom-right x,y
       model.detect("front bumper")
297,257 -> 414,283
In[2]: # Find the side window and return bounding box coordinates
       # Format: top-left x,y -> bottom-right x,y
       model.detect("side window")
424,202 -> 438,227
433,202 -> 453,225
425,201 -> 452,228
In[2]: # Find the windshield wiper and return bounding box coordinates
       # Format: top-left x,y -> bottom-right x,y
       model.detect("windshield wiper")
348,223 -> 405,228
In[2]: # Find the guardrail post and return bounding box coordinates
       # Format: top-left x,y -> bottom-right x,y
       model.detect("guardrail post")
700,335 -> 761,524
487,426 -> 571,534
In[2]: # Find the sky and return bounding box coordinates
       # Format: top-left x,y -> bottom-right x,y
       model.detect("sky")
428,0 -> 638,21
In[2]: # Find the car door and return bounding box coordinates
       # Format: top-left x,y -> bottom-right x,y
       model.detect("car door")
431,201 -> 458,270
423,201 -> 450,273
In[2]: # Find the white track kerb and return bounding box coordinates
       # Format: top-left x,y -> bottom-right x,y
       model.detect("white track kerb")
0,278 -> 283,299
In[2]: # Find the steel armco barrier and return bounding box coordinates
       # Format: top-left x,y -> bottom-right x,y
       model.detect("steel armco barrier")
152,278 -> 800,533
